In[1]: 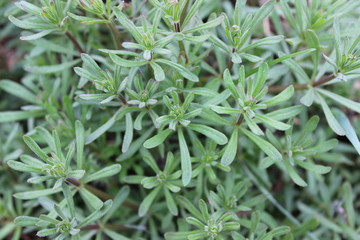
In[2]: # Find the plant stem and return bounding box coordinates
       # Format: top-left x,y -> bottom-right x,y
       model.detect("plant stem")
65,31 -> 85,54
104,16 -> 122,49
174,22 -> 189,63
267,73 -> 336,93
118,94 -> 128,105
236,114 -> 244,126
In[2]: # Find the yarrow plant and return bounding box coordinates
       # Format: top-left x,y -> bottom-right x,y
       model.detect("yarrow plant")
0,0 -> 359,239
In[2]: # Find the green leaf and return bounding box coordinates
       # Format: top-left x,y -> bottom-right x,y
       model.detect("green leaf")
279,52 -> 310,84
333,18 -> 341,66
79,188 -> 104,211
262,85 -> 294,107
7,160 -> 42,173
304,29 -> 320,77
318,88 -> 360,113
255,114 -> 291,131
295,160 -> 331,174
265,105 -> 304,121
252,62 -> 269,96
178,128 -> 192,186
318,94 -> 345,136
14,188 -> 61,199
122,113 -> 133,153
342,182 -> 355,228
241,35 -> 284,52
210,105 -> 241,114
85,164 -> 121,183
78,200 -> 112,228
334,110 -> 360,155
300,88 -> 315,107
75,120 -> 85,169
284,159 -> 307,187
143,129 -> 173,149
223,69 -> 240,99
188,124 -> 228,145
114,7 -> 142,43
183,15 -> 224,34
24,59 -> 80,74
85,109 -> 121,144
62,182 -> 75,218
155,59 -> 199,82
0,110 -> 45,123
164,188 -> 178,216
150,61 -> 165,81
138,186 -> 161,217
37,228 -> 57,237
221,129 -> 238,166
104,229 -> 130,240
246,49 -> 315,77
241,128 -> 282,161
20,29 -> 55,41
109,53 -> 147,67
8,15 -> 53,30
68,12 -> 109,24
182,0 -> 205,28
14,216 -> 39,226
0,80 -> 38,104
103,186 -> 130,223
23,135 -> 48,161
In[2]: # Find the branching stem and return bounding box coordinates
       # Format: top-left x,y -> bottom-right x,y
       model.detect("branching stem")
267,73 -> 336,93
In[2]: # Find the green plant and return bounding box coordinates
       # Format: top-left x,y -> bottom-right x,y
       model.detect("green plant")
0,0 -> 360,239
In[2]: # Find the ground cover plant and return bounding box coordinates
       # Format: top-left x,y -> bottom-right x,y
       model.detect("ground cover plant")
0,0 -> 360,239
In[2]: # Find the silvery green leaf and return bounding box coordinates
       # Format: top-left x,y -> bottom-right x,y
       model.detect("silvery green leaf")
14,188 -> 62,199
110,53 -> 147,67
318,88 -> 360,113
79,188 -> 104,211
0,80 -> 38,104
24,59 -> 81,74
68,170 -> 85,179
221,129 -> 238,166
300,88 -> 315,107
255,114 -> 291,131
188,124 -> 228,145
150,62 -> 165,81
143,129 -> 173,149
78,200 -> 113,228
85,164 -> 121,183
182,0 -> 205,28
14,216 -> 39,226
318,94 -> 345,136
183,15 -> 224,34
262,85 -> 294,107
155,59 -> 199,82
283,158 -> 307,187
138,186 -> 161,217
122,113 -> 133,153
242,128 -> 282,161
178,128 -> 192,186
334,110 -> 360,155
7,160 -> 42,173
20,29 -> 55,40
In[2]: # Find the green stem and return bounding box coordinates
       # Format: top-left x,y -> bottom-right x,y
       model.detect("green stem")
107,21 -> 122,50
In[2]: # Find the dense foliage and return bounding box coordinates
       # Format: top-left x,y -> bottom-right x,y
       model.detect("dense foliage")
0,0 -> 360,239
